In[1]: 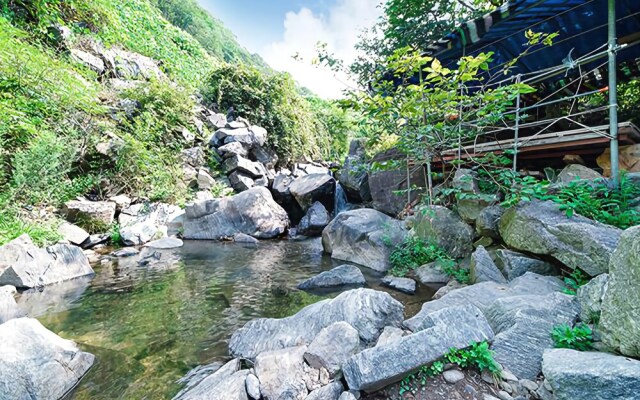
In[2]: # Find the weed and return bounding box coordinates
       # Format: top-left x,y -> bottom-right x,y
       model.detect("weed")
551,323 -> 593,351
110,223 -> 122,245
389,236 -> 469,283
562,269 -> 590,296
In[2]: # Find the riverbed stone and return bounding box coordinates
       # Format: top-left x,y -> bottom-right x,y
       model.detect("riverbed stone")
143,237 -> 183,249
412,206 -> 474,259
443,369 -> 465,384
494,249 -> 558,281
542,349 -> 640,400
174,359 -> 245,400
119,203 -> 184,246
499,200 -> 621,276
297,265 -> 366,290
184,187 -> 289,240
381,276 -> 416,294
255,346 -> 309,400
57,222 -> 90,246
322,208 -> 407,272
297,201 -> 331,237
577,273 -> 609,323
229,288 -> 404,360
0,285 -> 21,323
304,321 -> 360,377
0,317 -> 95,400
600,226 -> 640,357
62,199 -> 116,226
476,205 -> 505,239
0,235 -> 94,289
376,326 -> 405,347
234,233 -> 259,244
290,173 -> 336,213
111,247 -> 140,257
470,246 -> 507,284
305,382 -> 343,400
414,261 -> 450,284
343,304 -> 494,392
246,373 -> 261,400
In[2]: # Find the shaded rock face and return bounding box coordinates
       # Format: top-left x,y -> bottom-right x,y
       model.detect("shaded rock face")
475,205 -> 505,239
494,249 -> 559,282
470,246 -> 507,284
290,173 -> 336,213
297,265 -> 366,290
229,288 -> 404,360
304,322 -> 360,377
0,318 -> 95,400
0,286 -> 21,323
173,359 -> 248,400
412,206 -> 474,259
183,187 -> 289,240
0,234 -> 94,289
322,208 -> 407,272
577,273 -> 609,323
343,304 -> 494,392
556,164 -> 603,185
499,200 -> 621,276
62,199 -> 116,226
297,202 -> 331,237
600,226 -> 640,357
340,139 -> 371,203
453,169 -> 494,224
542,349 -> 640,400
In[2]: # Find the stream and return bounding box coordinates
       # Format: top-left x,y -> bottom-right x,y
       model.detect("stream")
18,239 -> 436,399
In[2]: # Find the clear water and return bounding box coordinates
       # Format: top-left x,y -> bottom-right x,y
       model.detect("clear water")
18,239 -> 436,400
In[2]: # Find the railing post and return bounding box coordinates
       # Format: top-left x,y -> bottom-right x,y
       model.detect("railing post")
513,74 -> 522,172
608,0 -> 620,187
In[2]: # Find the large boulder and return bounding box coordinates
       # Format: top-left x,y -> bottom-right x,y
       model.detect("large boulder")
229,289 -> 404,360
223,155 -> 266,179
0,286 -> 21,323
297,202 -> 331,237
340,139 -> 371,203
255,346 -> 308,400
119,203 -> 184,246
556,164 -> 603,185
493,249 -> 559,281
62,199 -> 116,226
304,322 -> 360,377
577,273 -> 609,323
173,359 -> 248,400
0,318 -> 95,400
57,222 -> 90,246
343,304 -> 494,392
499,201 -> 622,276
183,187 -> 289,240
470,246 -> 507,284
412,206 -> 474,259
229,171 -> 255,193
297,265 -> 366,290
322,208 -> 407,272
475,205 -> 505,239
600,226 -> 640,357
542,349 -> 640,400
0,235 -> 94,288
290,174 -> 336,213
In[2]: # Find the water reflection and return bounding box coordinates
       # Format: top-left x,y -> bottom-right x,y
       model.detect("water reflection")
31,238 -> 436,400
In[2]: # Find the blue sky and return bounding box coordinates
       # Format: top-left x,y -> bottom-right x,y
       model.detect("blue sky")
197,0 -> 382,98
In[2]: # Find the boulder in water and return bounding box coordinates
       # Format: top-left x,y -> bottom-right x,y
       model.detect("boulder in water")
297,201 -> 331,237
297,265 -> 366,290
290,173 -> 336,213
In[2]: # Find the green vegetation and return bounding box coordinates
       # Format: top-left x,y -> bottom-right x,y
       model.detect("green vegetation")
552,323 -> 593,351
203,64 -> 350,162
389,236 -> 469,283
399,341 -> 500,396
562,269 -> 590,296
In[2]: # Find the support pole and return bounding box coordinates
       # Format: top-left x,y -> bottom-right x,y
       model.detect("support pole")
608,0 -> 620,187
513,74 -> 522,172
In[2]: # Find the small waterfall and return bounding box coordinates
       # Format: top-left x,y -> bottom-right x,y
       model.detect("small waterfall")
334,183 -> 349,215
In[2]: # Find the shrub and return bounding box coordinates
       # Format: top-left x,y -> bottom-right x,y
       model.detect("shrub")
562,269 -> 590,296
389,236 -> 469,283
551,323 -> 593,351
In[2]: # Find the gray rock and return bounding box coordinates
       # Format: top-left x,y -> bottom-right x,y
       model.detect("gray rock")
298,202 -> 331,237
338,392 -> 358,400
443,369 -> 465,384
556,164 -> 603,185
229,288 -> 404,360
251,146 -> 279,169
542,349 -> 640,400
297,265 -> 365,290
173,359 -> 242,400
412,206 -> 474,259
108,195 -> 132,212
476,205 -> 505,239
206,113 -> 228,130
304,321 -> 360,377
494,250 -> 559,281
487,293 -> 580,379
0,235 -> 94,289
520,379 -> 538,392
234,233 -> 259,244
600,226 -> 640,357
414,262 -> 450,284
70,48 -> 105,74
322,208 -> 407,272
290,174 -> 336,212
184,187 -> 289,240
102,47 -> 166,80
181,147 -> 206,168
0,318 -> 95,400
577,273 -> 609,323
470,246 -> 507,284
340,139 -> 371,203
143,237 -> 183,249
499,201 -> 621,276
343,304 -> 494,391
62,199 -> 116,226
0,285 -> 21,323
305,382 -> 343,400
255,346 -> 308,400
246,373 -> 261,400
218,142 -> 248,159
58,222 -> 90,246
381,276 -> 416,294
375,326 -> 405,347
111,247 -> 140,257
433,280 -> 466,299
119,203 -> 184,246
229,171 -> 255,192
197,169 -> 216,190
223,155 -> 266,179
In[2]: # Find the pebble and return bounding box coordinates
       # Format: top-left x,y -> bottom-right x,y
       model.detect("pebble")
500,381 -> 513,393
498,391 -> 515,400
520,379 -> 538,392
501,370 -> 518,382
319,367 -> 330,386
443,369 -> 465,384
482,369 -> 497,384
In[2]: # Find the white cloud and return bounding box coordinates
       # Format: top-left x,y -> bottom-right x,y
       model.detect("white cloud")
261,0 -> 382,99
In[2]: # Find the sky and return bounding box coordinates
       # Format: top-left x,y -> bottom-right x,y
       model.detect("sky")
199,0 -> 382,98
